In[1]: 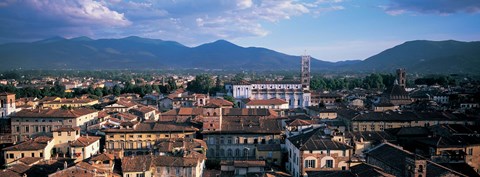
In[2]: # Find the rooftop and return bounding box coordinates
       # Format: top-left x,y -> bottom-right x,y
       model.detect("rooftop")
12,108 -> 97,118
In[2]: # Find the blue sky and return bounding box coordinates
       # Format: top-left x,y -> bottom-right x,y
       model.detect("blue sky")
0,0 -> 479,61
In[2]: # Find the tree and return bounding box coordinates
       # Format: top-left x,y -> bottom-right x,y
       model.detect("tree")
94,88 -> 103,97
187,74 -> 214,94
113,85 -> 121,96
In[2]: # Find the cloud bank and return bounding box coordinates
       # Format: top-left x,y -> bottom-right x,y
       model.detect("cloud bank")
384,0 -> 480,15
0,0 -> 344,44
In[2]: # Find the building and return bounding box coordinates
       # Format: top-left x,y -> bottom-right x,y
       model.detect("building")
225,56 -> 311,108
103,122 -> 199,156
255,144 -> 282,166
244,98 -> 289,109
350,110 -> 476,132
129,106 -> 158,121
366,142 -> 467,177
286,128 -> 353,177
1,92 -> 16,118
301,55 -> 311,91
10,108 -> 99,141
225,80 -> 311,109
122,151 -> 206,177
201,104 -> 283,161
2,136 -> 54,164
42,97 -> 98,109
48,161 -> 119,177
104,100 -> 138,113
220,160 -> 266,177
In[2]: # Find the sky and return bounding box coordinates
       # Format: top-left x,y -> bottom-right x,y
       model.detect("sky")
0,0 -> 479,62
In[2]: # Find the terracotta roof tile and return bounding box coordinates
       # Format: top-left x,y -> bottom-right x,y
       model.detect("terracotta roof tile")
245,98 -> 288,105
122,155 -> 153,172
208,98 -> 234,107
69,136 -> 100,147
12,108 -> 97,118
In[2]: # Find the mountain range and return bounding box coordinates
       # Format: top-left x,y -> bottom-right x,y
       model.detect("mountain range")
0,36 -> 479,73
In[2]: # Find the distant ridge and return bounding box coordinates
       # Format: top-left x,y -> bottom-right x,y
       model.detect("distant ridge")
349,40 -> 480,73
0,37 -> 479,73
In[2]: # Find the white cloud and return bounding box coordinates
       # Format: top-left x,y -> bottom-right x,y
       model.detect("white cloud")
27,0 -> 131,26
383,0 -> 480,15
0,0 -> 345,44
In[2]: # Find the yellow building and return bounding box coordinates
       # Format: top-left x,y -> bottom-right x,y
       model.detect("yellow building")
42,97 -> 98,109
10,108 -> 98,141
255,144 -> 282,166
1,92 -> 16,118
103,122 -> 199,156
2,136 -> 54,165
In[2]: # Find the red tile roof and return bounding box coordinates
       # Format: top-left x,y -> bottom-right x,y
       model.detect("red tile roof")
69,136 -> 101,147
12,108 -> 97,118
209,98 -> 234,107
3,136 -> 52,151
245,98 -> 287,105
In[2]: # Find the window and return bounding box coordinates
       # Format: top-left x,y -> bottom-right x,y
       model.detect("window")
244,139 -> 248,144
40,153 -> 43,157
67,131 -> 71,136
147,135 -> 151,138
109,135 -> 114,138
325,160 -> 333,168
136,174 -> 145,177
129,135 -> 134,138
342,150 -> 346,157
32,153 -> 35,157
120,135 -> 125,138
137,135 -> 142,138
468,148 -> 473,155
9,154 -> 13,159
235,149 -> 240,157
227,149 -> 233,157
25,126 -> 29,133
327,150 -> 330,156
305,159 -> 316,168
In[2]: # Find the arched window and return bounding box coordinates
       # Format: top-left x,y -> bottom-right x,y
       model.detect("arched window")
207,112 -> 210,116
209,149 -> 215,157
227,149 -> 233,157
220,149 -> 225,157
243,148 -> 249,157
235,149 -> 240,157
213,112 -> 217,116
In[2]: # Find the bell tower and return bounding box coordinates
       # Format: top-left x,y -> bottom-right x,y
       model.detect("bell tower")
301,55 -> 311,90
396,68 -> 406,89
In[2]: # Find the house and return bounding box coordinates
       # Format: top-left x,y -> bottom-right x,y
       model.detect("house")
129,106 -> 158,121
220,160 -> 266,177
48,161 -> 119,177
255,144 -> 282,166
122,155 -> 154,177
103,122 -> 199,157
42,97 -> 98,109
286,128 -> 353,177
201,105 -> 283,161
3,136 -> 54,165
208,98 -> 234,108
104,100 -> 138,113
366,142 -> 467,177
244,98 -> 289,109
0,92 -> 16,118
305,163 -> 395,177
10,108 -> 98,141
